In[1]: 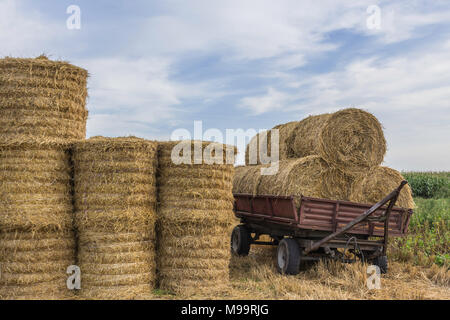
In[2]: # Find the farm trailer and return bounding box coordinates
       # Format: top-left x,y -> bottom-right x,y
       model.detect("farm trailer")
231,181 -> 413,274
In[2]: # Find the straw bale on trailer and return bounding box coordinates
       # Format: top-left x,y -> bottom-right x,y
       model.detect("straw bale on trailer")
0,230 -> 75,300
350,166 -> 415,209
232,165 -> 265,195
285,108 -> 386,176
0,143 -> 73,231
157,141 -> 236,295
286,114 -> 331,158
258,156 -> 325,200
318,108 -> 386,176
234,156 -> 353,203
0,56 -> 88,145
73,137 -> 158,299
245,121 -> 298,165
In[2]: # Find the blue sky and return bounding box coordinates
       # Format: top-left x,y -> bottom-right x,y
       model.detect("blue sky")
1,0 -> 450,170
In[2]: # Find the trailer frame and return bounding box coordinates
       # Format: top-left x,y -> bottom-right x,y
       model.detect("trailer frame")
232,181 -> 412,273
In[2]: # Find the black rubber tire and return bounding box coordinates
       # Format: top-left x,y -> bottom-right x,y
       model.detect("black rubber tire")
231,225 -> 251,256
373,255 -> 388,274
276,238 -> 301,275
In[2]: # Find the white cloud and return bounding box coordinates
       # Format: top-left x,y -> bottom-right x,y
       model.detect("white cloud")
237,41 -> 450,170
0,0 -> 62,56
239,88 -> 291,115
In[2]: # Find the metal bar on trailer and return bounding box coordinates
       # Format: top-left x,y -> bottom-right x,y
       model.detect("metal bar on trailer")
303,181 -> 408,255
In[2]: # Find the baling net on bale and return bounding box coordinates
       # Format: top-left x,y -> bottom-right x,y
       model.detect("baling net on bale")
350,166 -> 415,209
0,56 -> 88,145
0,230 -> 75,300
157,141 -> 236,295
73,137 -> 158,299
245,121 -> 298,165
0,144 -> 73,231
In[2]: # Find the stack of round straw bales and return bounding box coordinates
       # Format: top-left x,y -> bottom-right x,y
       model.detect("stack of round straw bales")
0,56 -> 88,299
157,141 -> 236,295
238,108 -> 414,209
73,137 -> 157,299
245,108 -> 386,175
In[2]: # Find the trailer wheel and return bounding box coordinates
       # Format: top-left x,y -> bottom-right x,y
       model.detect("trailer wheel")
373,255 -> 388,274
277,238 -> 301,275
231,225 -> 251,256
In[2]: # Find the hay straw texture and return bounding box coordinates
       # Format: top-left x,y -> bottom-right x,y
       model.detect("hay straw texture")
77,231 -> 155,300
319,108 -> 386,175
0,230 -> 75,300
73,137 -> 158,299
258,157 -> 326,200
233,165 -> 265,195
350,166 -> 416,209
286,114 -> 331,158
0,56 -> 88,145
0,144 -> 73,231
157,141 -> 236,295
245,121 -> 298,165
234,156 -> 354,203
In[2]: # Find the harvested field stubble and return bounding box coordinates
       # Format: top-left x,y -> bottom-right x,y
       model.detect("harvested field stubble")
0,56 -> 88,145
157,141 -> 237,295
0,230 -> 75,300
73,137 -> 158,299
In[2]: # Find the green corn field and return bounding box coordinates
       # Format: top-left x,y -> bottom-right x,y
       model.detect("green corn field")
390,172 -> 450,268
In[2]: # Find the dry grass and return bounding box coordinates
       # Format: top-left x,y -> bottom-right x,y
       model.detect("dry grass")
156,141 -> 236,295
143,246 -> 450,300
73,136 -> 158,299
0,55 -> 88,146
350,166 -> 415,209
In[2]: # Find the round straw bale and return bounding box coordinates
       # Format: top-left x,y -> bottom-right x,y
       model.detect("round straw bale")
245,121 -> 298,165
0,144 -> 73,231
0,56 -> 88,145
258,156 -> 327,199
319,108 -> 386,175
0,230 -> 75,300
286,114 -> 331,158
77,231 -> 155,300
73,136 -> 158,233
157,226 -> 232,295
232,165 -> 264,195
158,140 -> 236,167
320,166 -> 354,201
349,166 -> 415,209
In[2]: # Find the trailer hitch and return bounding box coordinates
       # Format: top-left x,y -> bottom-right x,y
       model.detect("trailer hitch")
303,180 -> 408,255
